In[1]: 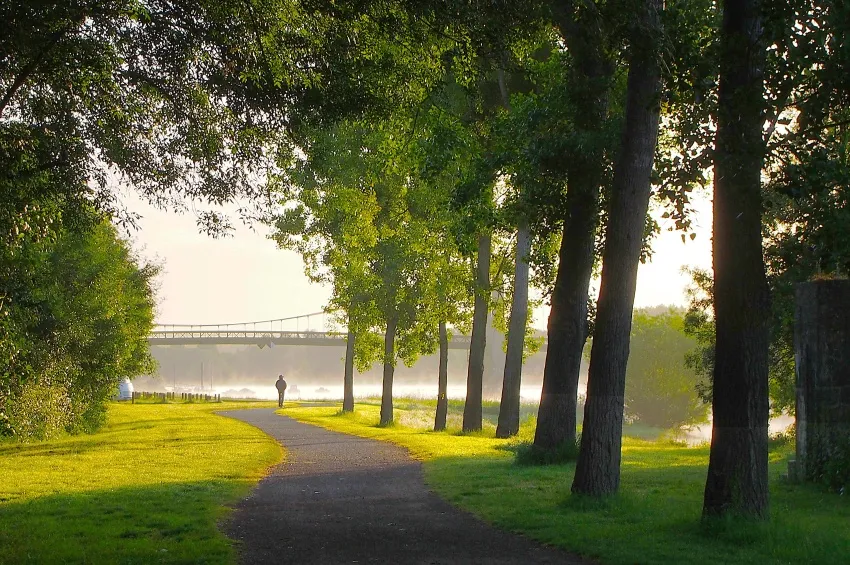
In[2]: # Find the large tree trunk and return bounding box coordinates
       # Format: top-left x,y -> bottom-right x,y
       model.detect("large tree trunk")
463,233 -> 491,432
703,0 -> 770,519
497,224 -> 531,438
343,329 -> 355,412
434,321 -> 449,431
534,0 -> 610,452
380,314 -> 398,426
572,0 -> 663,496
533,188 -> 598,450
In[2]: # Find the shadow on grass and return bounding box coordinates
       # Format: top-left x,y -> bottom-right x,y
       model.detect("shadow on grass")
423,448 -> 850,565
0,480 -> 248,564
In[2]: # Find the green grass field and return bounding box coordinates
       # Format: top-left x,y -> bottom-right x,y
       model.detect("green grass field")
284,401 -> 850,565
0,400 -> 281,565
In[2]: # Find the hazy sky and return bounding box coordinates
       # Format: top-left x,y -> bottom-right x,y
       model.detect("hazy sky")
123,189 -> 713,330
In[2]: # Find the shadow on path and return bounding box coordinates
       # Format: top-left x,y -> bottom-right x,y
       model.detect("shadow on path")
221,408 -> 590,565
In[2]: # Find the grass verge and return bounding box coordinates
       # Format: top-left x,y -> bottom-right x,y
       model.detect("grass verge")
284,401 -> 850,565
0,400 -> 281,564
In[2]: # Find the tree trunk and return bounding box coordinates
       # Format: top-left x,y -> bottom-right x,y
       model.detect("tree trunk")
380,314 -> 398,426
533,179 -> 599,450
434,321 -> 449,431
703,0 -> 770,519
572,0 -> 663,496
343,329 -> 355,412
497,224 -> 531,438
534,0 -> 610,452
463,233 -> 490,432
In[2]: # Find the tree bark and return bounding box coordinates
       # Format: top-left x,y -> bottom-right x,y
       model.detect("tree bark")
434,320 -> 449,431
572,0 -> 663,496
380,314 -> 398,426
534,0 -> 610,453
703,0 -> 770,519
533,174 -> 601,451
343,329 -> 355,412
463,233 -> 491,432
497,224 -> 531,438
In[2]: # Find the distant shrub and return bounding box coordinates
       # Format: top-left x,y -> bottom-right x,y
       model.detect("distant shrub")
768,422 -> 796,449
624,309 -> 710,430
514,437 -> 580,466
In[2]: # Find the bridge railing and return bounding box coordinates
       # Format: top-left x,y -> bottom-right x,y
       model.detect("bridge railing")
148,330 -> 475,341
149,329 -> 345,340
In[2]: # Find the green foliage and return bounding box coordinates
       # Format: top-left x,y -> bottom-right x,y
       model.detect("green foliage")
271,108 -> 476,373
0,221 -> 157,440
683,265 -> 798,415
2,380 -> 72,441
623,308 -> 709,429
682,266 -> 715,403
2,1 -> 448,243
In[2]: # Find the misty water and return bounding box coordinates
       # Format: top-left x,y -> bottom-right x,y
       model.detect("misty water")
181,381 -> 548,404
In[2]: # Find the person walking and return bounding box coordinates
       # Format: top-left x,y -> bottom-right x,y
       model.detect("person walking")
275,375 -> 288,408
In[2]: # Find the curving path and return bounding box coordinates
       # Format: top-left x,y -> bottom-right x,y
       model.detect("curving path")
221,409 -> 590,565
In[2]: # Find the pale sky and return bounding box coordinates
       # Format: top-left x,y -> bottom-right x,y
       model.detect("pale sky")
122,189 -> 713,331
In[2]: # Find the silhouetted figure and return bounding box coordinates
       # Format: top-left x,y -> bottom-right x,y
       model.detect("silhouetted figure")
275,375 -> 288,408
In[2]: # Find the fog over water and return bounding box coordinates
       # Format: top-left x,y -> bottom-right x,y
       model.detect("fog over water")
202,382 -> 549,403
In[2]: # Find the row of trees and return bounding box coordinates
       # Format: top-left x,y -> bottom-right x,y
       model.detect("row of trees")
267,0 -> 849,518
4,0 -> 848,521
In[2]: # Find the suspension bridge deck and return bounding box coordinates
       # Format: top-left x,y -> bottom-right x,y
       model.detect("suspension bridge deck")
148,329 -> 475,349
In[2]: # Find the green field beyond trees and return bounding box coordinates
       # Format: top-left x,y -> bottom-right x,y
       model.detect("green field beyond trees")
0,401 -> 280,565
285,402 -> 850,565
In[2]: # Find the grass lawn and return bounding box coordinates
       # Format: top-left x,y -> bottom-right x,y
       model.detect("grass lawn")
0,400 -> 281,565
284,400 -> 850,565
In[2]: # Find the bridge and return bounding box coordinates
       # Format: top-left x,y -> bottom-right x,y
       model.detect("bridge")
148,312 -> 475,349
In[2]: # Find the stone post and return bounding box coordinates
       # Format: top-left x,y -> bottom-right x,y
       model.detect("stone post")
795,279 -> 850,481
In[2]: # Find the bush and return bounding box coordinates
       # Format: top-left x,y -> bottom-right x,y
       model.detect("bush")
768,423 -> 796,449
1,220 -> 158,442
807,430 -> 850,493
3,380 -> 72,441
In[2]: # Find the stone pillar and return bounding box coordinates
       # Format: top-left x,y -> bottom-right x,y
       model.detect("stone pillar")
795,280 -> 850,480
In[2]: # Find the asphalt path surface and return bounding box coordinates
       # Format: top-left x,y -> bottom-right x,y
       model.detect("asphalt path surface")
221,408 -> 591,565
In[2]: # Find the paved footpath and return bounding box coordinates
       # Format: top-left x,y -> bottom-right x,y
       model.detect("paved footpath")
221,409 -> 591,565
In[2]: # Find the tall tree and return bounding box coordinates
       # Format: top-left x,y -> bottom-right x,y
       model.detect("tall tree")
497,223 -> 531,437
343,329 -> 356,412
463,232 -> 491,431
572,0 -> 664,495
435,321 -> 450,430
702,0 -> 770,518
533,1 -> 614,452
